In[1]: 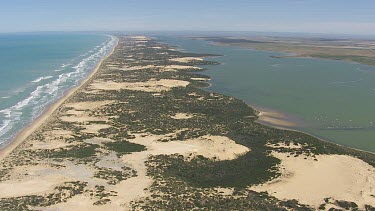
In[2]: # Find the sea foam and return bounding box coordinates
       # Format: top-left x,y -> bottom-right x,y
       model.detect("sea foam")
0,35 -> 118,146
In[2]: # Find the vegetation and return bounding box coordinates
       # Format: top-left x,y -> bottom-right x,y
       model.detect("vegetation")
0,35 -> 374,210
94,166 -> 137,185
202,36 -> 375,66
0,181 -> 87,210
104,140 -> 146,156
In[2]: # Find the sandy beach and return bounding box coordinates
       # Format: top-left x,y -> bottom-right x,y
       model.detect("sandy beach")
0,38 -> 118,161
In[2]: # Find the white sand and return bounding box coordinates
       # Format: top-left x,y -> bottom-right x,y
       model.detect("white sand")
114,133 -> 250,208
250,152 -> 375,209
29,139 -> 73,150
181,135 -> 250,160
83,137 -> 114,145
64,100 -> 114,111
90,79 -> 190,93
42,194 -> 119,211
127,133 -> 249,161
80,124 -> 111,134
266,141 -> 303,149
191,77 -> 209,81
60,116 -> 105,123
119,65 -> 157,71
112,64 -> 201,73
163,65 -> 202,70
0,174 -> 70,198
169,57 -> 204,62
130,36 -> 149,40
171,113 -> 194,119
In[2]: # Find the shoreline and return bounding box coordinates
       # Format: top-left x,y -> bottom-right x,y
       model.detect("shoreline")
206,40 -> 375,67
0,35 -> 374,210
0,36 -> 118,161
197,38 -> 375,155
253,106 -> 375,155
255,107 -> 299,129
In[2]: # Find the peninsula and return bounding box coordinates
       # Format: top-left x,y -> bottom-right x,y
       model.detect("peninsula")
0,35 -> 374,210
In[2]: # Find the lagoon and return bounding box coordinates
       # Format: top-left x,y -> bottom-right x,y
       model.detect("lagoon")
163,36 -> 375,152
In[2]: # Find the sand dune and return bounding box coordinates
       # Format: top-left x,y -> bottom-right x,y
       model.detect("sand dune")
250,151 -> 375,209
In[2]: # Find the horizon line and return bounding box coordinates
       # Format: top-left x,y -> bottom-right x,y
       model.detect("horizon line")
0,30 -> 374,39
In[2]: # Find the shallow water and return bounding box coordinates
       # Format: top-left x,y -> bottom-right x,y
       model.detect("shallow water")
0,33 -> 117,146
162,35 -> 375,152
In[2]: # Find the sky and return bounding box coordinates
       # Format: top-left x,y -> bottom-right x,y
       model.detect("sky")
1,0 -> 375,35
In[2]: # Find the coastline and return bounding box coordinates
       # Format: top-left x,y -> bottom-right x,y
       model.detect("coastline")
206,40 -> 375,67
0,35 -> 374,210
255,107 -> 299,129
253,106 -> 375,155
0,36 -> 118,161
196,38 -> 375,154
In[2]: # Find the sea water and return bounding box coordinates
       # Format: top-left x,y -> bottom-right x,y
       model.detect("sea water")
0,33 -> 117,147
161,35 -> 375,153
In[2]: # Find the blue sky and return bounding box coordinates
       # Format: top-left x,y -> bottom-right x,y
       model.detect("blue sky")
1,0 -> 375,35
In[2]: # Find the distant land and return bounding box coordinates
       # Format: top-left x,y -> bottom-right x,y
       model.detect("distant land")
195,35 -> 375,66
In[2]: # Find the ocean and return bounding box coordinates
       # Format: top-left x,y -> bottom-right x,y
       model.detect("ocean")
0,33 -> 117,147
161,35 -> 375,153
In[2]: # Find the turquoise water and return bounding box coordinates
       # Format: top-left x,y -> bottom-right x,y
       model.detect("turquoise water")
162,36 -> 375,152
0,33 -> 117,147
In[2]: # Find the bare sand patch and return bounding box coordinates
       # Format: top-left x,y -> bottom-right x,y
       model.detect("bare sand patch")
250,152 -> 375,209
61,101 -> 113,125
96,152 -> 125,171
65,109 -> 86,116
118,65 -> 198,73
152,93 -> 162,97
188,92 -> 200,96
60,116 -> 104,123
182,135 -> 250,160
64,100 -> 114,111
169,57 -> 204,63
115,133 -> 249,207
171,113 -> 194,120
128,134 -> 249,161
191,77 -> 210,81
90,79 -> 190,93
83,137 -> 114,145
47,129 -> 74,139
80,124 -> 111,134
266,141 -> 303,149
43,194 -> 118,211
0,174 -> 70,198
29,139 -> 73,150
163,65 -> 202,71
118,151 -> 152,209
214,187 -> 235,196
119,65 -> 157,71
130,36 -> 149,40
